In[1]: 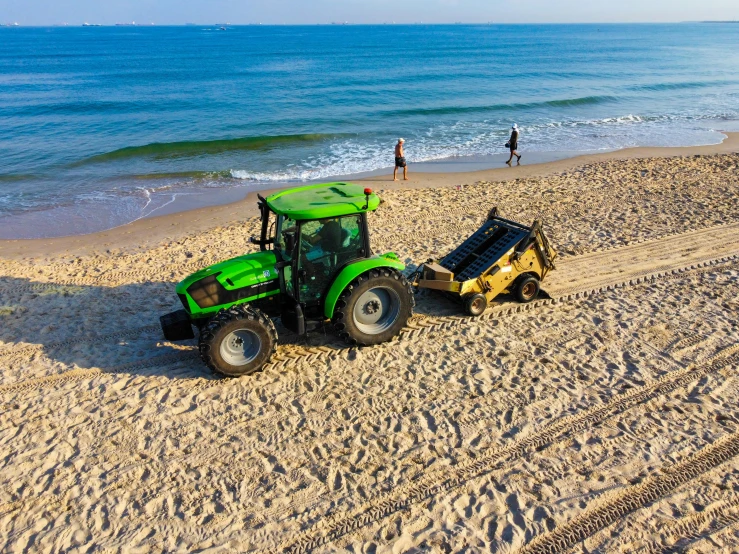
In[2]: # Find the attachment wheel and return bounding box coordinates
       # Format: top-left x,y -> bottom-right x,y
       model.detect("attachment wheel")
515,275 -> 540,303
464,293 -> 488,317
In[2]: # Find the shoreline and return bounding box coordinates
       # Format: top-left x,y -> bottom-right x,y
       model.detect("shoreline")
2,132 -> 737,260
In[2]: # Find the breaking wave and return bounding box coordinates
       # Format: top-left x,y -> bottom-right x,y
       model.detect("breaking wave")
74,133 -> 345,165
385,95 -> 618,117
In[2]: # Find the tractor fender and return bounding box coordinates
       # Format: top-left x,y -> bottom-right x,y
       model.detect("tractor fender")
324,255 -> 406,319
511,268 -> 541,279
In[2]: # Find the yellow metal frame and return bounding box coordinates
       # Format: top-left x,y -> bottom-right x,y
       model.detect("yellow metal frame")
416,223 -> 557,305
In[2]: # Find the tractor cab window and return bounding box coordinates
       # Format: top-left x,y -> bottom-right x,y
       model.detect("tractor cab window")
298,215 -> 365,304
277,216 -> 298,298
277,216 -> 297,260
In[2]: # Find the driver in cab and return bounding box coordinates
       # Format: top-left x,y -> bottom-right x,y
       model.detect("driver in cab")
303,219 -> 349,266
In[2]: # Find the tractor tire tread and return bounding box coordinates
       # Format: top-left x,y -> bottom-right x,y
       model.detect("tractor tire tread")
198,304 -> 278,377
333,268 -> 414,346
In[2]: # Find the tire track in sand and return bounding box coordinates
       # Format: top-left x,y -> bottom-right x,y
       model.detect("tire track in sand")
0,325 -> 612,523
611,495 -> 739,554
0,350 -> 199,395
0,324 -> 161,364
519,431 -> 739,554
277,345 -> 739,553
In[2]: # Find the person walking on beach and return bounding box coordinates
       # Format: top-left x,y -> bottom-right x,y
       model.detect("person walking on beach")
393,138 -> 408,181
506,124 -> 521,166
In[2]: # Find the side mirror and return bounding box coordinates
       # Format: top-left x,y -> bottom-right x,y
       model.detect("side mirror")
284,231 -> 296,253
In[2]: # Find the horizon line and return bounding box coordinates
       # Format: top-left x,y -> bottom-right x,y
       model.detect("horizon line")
3,20 -> 738,27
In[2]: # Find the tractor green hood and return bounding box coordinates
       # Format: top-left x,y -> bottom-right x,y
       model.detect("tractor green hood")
176,251 -> 280,317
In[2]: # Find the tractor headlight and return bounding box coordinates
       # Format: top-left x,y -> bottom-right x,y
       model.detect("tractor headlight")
186,274 -> 227,309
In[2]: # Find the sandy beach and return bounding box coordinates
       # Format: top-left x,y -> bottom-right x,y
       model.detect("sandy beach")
1,140 -> 739,552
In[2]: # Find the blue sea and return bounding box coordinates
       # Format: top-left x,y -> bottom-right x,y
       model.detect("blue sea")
1,23 -> 738,238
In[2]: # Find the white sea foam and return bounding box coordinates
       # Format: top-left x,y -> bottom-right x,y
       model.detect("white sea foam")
227,113 -> 729,183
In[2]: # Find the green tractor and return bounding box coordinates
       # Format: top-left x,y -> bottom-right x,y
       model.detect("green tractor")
160,182 -> 415,377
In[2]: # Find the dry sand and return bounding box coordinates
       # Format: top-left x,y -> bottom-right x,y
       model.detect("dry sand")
1,145 -> 739,552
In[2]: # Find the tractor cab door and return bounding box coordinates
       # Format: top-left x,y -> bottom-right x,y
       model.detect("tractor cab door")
276,216 -> 305,334
297,214 -> 367,314
276,213 -> 368,333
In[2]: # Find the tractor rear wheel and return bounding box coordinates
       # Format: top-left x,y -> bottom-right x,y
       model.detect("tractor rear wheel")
515,275 -> 540,303
198,304 -> 278,377
333,268 -> 414,346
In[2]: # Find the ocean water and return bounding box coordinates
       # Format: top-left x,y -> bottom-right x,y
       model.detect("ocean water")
1,23 -> 738,238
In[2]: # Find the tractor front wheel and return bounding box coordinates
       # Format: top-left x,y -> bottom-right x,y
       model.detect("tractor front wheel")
334,268 -> 414,346
198,304 -> 278,377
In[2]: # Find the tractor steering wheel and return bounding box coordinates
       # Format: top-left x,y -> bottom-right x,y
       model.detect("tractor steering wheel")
300,238 -> 314,252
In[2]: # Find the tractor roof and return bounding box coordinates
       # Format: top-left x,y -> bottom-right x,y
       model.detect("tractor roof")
265,182 -> 380,220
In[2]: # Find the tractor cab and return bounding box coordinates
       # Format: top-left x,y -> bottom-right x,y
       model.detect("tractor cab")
252,183 -> 379,333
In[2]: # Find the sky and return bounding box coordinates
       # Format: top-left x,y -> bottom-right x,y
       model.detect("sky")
1,0 -> 737,26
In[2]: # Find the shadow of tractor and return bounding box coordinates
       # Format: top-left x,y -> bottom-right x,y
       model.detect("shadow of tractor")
0,274 -> 503,380
0,275 -> 215,380
0,276 -> 373,380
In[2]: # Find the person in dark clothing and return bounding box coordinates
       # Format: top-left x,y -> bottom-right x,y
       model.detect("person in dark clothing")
506,123 -> 521,165
393,138 -> 408,181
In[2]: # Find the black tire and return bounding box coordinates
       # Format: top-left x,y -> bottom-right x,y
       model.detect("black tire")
198,304 -> 278,377
464,293 -> 488,317
515,275 -> 540,303
333,268 -> 414,346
